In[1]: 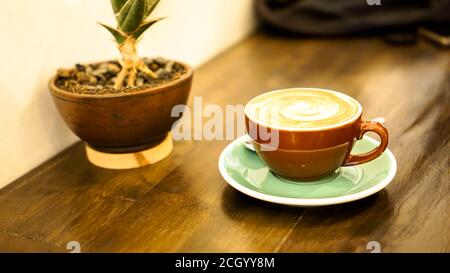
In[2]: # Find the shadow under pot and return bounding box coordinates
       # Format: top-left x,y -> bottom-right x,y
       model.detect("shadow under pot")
49,61 -> 193,154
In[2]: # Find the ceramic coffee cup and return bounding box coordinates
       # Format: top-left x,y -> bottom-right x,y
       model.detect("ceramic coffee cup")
244,88 -> 389,180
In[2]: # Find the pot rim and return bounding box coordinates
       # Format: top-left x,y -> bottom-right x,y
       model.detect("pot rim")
49,60 -> 194,99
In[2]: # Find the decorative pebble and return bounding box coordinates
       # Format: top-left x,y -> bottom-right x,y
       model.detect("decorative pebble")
156,68 -> 167,77
91,68 -> 108,80
57,68 -> 71,78
155,57 -> 168,65
100,63 -> 121,73
76,72 -> 89,82
75,63 -> 86,72
89,77 -> 98,85
165,61 -> 175,73
143,57 -> 154,64
136,78 -> 144,87
85,66 -> 93,75
150,63 -> 158,70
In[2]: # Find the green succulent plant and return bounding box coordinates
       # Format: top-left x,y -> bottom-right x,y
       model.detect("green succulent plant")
100,0 -> 164,89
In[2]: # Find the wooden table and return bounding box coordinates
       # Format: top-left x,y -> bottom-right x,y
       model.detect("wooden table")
0,32 -> 449,253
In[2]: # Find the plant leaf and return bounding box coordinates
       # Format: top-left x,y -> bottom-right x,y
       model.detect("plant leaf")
111,0 -> 128,14
115,0 -> 132,26
132,17 -> 164,40
98,23 -> 127,44
145,0 -> 160,18
118,0 -> 146,34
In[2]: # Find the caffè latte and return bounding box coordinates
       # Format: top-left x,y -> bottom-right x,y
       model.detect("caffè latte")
245,88 -> 361,129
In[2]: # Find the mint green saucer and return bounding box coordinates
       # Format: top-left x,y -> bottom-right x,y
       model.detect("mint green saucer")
218,135 -> 396,207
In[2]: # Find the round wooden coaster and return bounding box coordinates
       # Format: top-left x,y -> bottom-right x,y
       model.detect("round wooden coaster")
85,133 -> 173,169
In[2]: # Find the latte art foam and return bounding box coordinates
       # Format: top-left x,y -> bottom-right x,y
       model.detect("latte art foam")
246,89 -> 360,129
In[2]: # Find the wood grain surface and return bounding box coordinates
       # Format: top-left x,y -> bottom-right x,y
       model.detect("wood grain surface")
0,32 -> 448,252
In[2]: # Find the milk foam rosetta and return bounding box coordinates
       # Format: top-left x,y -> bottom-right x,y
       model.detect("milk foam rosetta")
246,89 -> 360,129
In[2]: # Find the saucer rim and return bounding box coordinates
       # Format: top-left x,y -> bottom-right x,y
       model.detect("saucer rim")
218,135 -> 397,207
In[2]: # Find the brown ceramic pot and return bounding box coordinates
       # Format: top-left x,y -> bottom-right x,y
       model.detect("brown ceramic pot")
49,61 -> 193,153
245,88 -> 389,181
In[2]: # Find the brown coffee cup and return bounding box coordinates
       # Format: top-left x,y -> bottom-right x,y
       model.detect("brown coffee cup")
245,88 -> 389,181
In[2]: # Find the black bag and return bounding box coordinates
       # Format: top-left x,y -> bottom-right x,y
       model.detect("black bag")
256,0 -> 450,36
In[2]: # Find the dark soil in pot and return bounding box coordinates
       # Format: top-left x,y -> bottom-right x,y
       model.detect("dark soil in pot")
55,57 -> 187,95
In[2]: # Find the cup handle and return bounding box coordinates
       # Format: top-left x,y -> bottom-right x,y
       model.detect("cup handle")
342,121 -> 389,166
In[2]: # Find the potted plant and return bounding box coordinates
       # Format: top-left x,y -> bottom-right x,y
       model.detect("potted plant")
49,0 -> 193,163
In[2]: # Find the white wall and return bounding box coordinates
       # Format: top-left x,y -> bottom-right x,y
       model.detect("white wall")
0,0 -> 255,188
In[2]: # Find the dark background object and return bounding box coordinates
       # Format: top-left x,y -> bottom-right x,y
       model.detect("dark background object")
419,22 -> 450,46
255,0 -> 450,36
